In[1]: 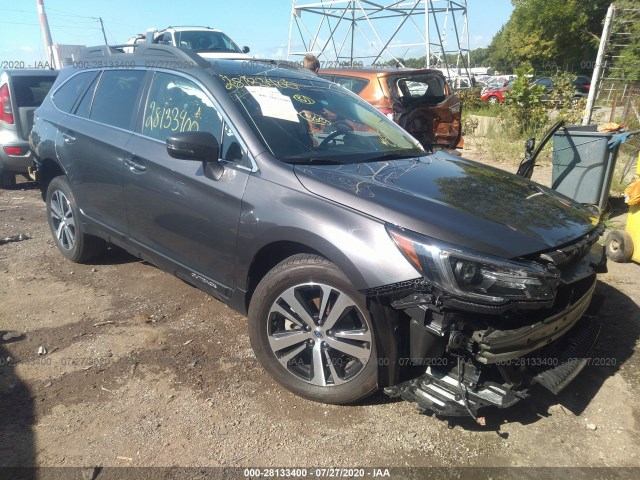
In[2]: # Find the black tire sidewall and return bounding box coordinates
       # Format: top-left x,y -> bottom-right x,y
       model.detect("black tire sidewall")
606,231 -> 634,263
248,255 -> 378,404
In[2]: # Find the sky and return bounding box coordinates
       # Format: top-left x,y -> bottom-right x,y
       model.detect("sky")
0,0 -> 514,67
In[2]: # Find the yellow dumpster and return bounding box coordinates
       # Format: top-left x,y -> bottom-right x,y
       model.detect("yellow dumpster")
606,152 -> 640,263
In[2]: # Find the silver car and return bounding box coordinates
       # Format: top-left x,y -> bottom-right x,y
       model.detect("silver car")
0,69 -> 57,188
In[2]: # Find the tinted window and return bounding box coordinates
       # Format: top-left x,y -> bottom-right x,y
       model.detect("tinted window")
333,76 -> 369,95
142,72 -> 222,142
52,71 -> 98,113
90,70 -> 146,129
12,75 -> 57,107
74,72 -> 101,118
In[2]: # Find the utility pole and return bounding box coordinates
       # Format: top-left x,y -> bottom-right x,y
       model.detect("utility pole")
36,0 -> 56,68
583,3 -> 616,125
99,17 -> 108,45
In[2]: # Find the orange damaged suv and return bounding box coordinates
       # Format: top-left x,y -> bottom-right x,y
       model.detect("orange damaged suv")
319,68 -> 462,151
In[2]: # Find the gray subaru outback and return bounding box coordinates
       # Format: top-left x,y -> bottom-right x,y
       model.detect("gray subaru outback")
30,44 -> 607,418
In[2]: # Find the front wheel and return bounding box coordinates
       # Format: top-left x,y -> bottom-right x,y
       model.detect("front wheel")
248,254 -> 378,404
46,176 -> 105,263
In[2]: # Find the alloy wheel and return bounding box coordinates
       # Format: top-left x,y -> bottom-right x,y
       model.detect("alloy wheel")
50,190 -> 76,251
266,282 -> 373,387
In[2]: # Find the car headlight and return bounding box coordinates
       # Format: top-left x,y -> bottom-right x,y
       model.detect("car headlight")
387,225 -> 559,305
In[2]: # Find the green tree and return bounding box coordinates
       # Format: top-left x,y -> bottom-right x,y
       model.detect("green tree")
488,0 -> 609,72
612,1 -> 640,82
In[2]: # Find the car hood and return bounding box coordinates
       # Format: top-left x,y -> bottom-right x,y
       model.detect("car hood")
294,152 -> 598,259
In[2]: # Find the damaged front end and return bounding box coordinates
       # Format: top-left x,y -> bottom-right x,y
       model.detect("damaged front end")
369,224 -> 607,418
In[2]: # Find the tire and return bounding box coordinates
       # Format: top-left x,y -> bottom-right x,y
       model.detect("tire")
0,172 -> 16,189
46,176 -> 105,263
605,230 -> 634,263
248,254 -> 378,404
488,95 -> 499,105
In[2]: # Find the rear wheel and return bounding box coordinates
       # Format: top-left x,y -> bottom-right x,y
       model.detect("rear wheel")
488,95 -> 499,105
46,176 -> 105,262
248,254 -> 378,404
605,230 -> 634,263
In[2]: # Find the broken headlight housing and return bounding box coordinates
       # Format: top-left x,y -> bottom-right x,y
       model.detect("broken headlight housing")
387,225 -> 560,305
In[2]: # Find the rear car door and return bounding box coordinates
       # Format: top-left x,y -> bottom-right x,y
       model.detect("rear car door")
124,71 -> 251,298
386,72 -> 461,150
52,69 -> 147,236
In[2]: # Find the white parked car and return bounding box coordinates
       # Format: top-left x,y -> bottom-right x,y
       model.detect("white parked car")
132,26 -> 251,59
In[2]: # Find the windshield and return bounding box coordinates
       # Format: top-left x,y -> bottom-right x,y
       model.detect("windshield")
175,31 -> 242,53
221,74 -> 424,164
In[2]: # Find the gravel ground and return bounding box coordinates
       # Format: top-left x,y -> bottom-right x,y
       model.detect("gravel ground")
0,157 -> 639,474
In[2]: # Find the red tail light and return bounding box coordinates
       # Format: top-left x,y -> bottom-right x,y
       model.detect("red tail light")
4,146 -> 28,156
0,84 -> 14,124
586,84 -> 591,91
377,107 -> 394,120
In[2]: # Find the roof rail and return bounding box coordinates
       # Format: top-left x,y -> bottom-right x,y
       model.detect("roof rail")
78,44 -> 211,69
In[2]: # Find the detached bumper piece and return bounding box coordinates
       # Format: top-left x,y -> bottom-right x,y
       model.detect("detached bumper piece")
388,366 -> 521,417
389,315 -> 602,417
531,316 -> 601,394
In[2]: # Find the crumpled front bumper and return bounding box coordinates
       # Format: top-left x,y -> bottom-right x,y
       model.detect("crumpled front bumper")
388,313 -> 602,417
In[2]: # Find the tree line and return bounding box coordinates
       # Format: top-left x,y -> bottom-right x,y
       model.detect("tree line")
388,0 -> 638,80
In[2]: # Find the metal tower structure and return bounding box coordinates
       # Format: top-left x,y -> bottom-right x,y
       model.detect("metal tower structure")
287,0 -> 471,81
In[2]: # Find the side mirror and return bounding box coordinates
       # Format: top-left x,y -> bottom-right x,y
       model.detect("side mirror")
242,46 -> 250,54
166,132 -> 224,181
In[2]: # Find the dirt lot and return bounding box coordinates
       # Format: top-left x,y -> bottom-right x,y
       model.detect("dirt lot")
1,157 -> 639,473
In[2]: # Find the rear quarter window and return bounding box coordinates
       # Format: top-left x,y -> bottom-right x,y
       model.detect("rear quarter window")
53,71 -> 99,113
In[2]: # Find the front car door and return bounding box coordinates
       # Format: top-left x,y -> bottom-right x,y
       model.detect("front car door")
124,70 -> 252,299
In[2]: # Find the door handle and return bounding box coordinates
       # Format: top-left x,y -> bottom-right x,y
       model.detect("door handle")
62,133 -> 76,144
125,156 -> 146,173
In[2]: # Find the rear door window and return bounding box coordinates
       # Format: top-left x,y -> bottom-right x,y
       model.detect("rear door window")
53,71 -> 99,113
90,70 -> 146,130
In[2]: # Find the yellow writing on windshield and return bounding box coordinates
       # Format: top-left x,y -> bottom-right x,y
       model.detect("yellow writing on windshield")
293,94 -> 315,105
299,111 -> 331,126
220,74 -> 302,91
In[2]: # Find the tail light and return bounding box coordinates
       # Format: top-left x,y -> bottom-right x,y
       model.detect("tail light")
0,84 -> 15,124
4,146 -> 28,156
586,84 -> 591,91
377,107 -> 394,120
